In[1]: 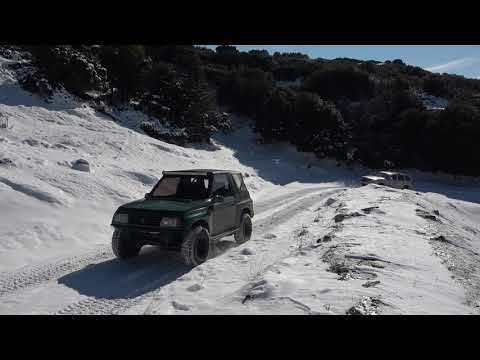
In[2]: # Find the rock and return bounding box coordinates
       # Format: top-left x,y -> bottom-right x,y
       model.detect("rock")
240,248 -> 255,256
325,198 -> 336,206
433,210 -> 440,216
346,306 -> 365,315
244,172 -> 250,178
370,261 -> 385,269
22,138 -> 40,147
72,158 -> 90,172
431,235 -> 447,242
186,284 -> 204,292
53,143 -> 71,150
264,233 -> 277,239
0,158 -> 15,167
317,234 -> 333,243
334,212 -> 363,223
361,206 -> 379,214
346,296 -> 381,315
171,301 -> 190,311
416,209 -> 439,222
22,138 -> 50,148
362,280 -> 381,288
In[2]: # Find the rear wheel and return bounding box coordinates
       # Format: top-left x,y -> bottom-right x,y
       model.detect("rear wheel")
112,229 -> 141,260
235,213 -> 252,244
181,226 -> 210,267
403,185 -> 410,189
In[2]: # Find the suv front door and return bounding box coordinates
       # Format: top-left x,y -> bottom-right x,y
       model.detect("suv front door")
211,174 -> 237,236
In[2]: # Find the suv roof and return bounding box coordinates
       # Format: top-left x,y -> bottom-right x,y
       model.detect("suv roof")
163,169 -> 242,176
379,171 -> 410,177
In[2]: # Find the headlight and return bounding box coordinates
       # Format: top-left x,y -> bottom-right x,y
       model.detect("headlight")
160,217 -> 181,227
113,213 -> 129,224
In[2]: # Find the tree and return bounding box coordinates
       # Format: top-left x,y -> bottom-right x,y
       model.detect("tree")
255,88 -> 296,141
289,92 -> 347,158
99,45 -> 146,101
218,67 -> 273,116
215,45 -> 240,68
304,65 -> 375,101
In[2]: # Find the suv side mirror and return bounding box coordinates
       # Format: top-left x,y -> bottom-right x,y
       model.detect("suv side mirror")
212,194 -> 224,203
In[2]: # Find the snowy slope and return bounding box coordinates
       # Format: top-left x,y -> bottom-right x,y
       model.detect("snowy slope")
121,185 -> 480,315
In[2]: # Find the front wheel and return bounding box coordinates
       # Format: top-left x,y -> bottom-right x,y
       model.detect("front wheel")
181,226 -> 210,267
235,213 -> 252,244
112,229 -> 141,260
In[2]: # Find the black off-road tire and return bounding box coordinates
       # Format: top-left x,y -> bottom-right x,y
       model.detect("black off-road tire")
403,185 -> 410,190
181,226 -> 210,267
112,229 -> 141,260
235,213 -> 252,244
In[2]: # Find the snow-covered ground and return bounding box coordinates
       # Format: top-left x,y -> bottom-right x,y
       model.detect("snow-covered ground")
1,53 -> 480,314
416,91 -> 449,111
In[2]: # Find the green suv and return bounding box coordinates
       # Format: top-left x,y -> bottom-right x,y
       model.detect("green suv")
111,169 -> 254,267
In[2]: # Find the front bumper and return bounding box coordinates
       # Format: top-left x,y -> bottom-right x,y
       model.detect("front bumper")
112,223 -> 185,250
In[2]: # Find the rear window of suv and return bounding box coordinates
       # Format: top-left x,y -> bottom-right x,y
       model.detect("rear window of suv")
232,173 -> 246,191
212,174 -> 234,197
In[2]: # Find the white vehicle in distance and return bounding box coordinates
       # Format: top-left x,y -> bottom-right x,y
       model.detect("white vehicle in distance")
360,171 -> 414,189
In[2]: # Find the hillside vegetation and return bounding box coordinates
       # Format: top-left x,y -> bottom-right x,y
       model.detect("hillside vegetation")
2,45 -> 480,176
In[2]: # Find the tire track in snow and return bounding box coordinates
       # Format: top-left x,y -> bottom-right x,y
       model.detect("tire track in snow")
54,262 -> 189,315
253,188 -> 341,234
253,185 -> 340,215
0,248 -> 112,298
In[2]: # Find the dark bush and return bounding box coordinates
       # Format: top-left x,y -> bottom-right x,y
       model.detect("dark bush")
26,46 -> 107,99
98,45 -> 147,101
304,65 -> 375,101
423,75 -> 448,97
218,67 -> 273,117
255,88 -> 296,141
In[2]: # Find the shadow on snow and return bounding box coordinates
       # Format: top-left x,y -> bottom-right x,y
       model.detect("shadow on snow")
57,239 -> 238,300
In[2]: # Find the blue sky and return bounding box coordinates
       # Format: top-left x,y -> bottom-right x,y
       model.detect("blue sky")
203,45 -> 480,79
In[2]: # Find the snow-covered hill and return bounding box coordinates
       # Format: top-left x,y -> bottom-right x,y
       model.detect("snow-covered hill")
1,53 -> 480,314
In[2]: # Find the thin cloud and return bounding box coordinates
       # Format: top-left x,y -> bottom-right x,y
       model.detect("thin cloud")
426,57 -> 479,73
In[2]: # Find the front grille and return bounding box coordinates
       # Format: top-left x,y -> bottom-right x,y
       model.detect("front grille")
129,211 -> 164,226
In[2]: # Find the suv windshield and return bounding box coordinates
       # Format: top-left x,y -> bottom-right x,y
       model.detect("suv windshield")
151,175 -> 210,200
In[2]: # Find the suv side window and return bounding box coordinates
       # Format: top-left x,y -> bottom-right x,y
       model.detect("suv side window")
232,173 -> 246,192
212,174 -> 234,197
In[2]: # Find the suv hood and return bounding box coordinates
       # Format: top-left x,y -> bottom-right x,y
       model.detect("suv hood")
120,198 -> 210,213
